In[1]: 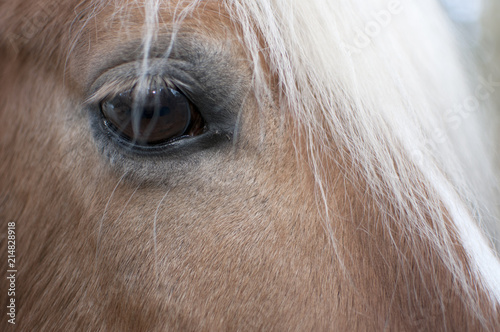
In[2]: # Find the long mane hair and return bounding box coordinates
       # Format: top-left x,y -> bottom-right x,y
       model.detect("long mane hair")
140,0 -> 500,319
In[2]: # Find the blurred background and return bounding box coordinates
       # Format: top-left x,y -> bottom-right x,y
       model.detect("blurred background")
442,0 -> 500,98
442,0 -> 500,162
440,0 -> 498,70
440,0 -> 499,86
479,0 -> 500,97
441,0 -> 484,38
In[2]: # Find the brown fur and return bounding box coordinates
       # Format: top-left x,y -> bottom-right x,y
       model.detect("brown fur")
1,1 -> 499,330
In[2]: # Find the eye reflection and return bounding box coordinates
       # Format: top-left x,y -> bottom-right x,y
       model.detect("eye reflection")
100,82 -> 204,146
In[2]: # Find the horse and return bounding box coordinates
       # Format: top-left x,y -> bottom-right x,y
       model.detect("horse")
1,0 -> 500,330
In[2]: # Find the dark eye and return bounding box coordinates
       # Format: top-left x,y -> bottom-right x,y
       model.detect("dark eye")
100,85 -> 204,146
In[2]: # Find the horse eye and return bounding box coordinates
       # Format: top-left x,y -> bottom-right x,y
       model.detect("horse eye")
100,86 -> 204,146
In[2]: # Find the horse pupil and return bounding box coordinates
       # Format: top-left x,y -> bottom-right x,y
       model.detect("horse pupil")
101,87 -> 193,145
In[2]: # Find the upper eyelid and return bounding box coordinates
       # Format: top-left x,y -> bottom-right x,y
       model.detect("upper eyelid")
85,76 -> 174,105
84,58 -> 202,106
82,34 -> 196,86
82,33 -> 213,95
85,77 -> 137,105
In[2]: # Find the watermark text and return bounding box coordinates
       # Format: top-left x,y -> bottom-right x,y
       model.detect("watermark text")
6,221 -> 16,325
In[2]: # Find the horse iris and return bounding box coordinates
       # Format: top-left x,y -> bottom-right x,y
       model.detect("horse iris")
100,87 -> 196,145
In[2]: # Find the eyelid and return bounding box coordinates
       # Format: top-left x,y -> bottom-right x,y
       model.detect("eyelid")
84,58 -> 202,105
86,75 -> 177,106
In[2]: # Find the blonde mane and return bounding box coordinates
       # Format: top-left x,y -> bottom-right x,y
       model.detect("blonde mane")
131,0 -> 500,318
